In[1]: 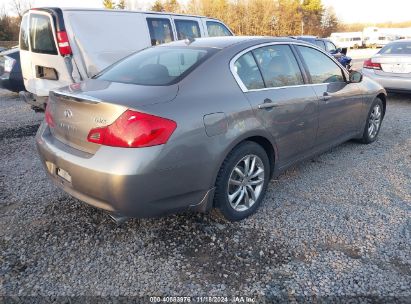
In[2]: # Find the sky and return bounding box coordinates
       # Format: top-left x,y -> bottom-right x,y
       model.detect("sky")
3,0 -> 411,24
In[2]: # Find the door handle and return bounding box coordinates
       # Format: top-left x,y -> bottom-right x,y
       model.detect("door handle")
322,93 -> 332,101
258,98 -> 278,109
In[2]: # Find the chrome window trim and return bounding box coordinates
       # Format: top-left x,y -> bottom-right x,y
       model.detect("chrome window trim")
230,41 -> 349,93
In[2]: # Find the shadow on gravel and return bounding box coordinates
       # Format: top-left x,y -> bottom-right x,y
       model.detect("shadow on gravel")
0,124 -> 40,140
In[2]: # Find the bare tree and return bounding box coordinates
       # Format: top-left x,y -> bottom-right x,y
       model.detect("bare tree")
10,0 -> 32,19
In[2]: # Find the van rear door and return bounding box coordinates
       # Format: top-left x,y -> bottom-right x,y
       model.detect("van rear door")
20,10 -> 73,97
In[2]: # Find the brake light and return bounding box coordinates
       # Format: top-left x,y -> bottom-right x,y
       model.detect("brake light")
87,110 -> 177,148
45,102 -> 55,127
56,31 -> 72,56
363,58 -> 381,70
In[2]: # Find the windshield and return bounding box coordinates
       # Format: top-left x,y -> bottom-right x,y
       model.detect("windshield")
96,46 -> 218,86
379,42 -> 411,55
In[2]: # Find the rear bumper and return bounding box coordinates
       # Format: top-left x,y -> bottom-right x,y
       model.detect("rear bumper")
36,123 -> 213,218
362,68 -> 411,91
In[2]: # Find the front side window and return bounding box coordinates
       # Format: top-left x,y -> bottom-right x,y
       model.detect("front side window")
325,41 -> 336,52
97,47 -> 216,86
206,21 -> 232,37
147,18 -> 174,46
20,14 -> 29,51
297,46 -> 344,84
233,52 -> 265,90
29,14 -> 57,55
252,45 -> 304,88
174,20 -> 201,40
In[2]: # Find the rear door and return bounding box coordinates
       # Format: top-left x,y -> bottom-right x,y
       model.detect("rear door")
232,43 -> 319,166
20,10 -> 72,96
294,45 -> 363,147
172,16 -> 204,40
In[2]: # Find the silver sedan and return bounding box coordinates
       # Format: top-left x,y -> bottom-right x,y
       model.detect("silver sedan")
36,37 -> 386,222
362,39 -> 411,92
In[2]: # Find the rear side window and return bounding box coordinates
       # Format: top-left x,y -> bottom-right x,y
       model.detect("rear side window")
379,42 -> 411,55
233,52 -> 265,90
297,46 -> 344,84
175,20 -> 201,40
252,45 -> 304,88
97,47 -> 216,86
206,21 -> 232,37
29,14 -> 57,55
147,18 -> 174,46
20,14 -> 29,51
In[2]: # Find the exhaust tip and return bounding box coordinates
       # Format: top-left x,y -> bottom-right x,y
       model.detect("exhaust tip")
108,213 -> 129,226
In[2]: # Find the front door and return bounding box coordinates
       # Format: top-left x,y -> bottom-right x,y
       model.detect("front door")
294,45 -> 364,147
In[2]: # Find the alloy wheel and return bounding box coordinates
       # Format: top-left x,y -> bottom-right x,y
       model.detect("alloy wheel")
227,154 -> 265,212
368,104 -> 382,139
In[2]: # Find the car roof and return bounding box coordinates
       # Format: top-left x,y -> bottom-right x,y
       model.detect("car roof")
30,7 -> 220,20
160,36 -> 301,49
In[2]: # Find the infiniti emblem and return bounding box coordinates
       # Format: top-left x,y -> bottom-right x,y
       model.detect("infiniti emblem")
64,109 -> 73,118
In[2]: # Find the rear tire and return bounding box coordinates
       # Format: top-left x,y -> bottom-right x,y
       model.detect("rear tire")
360,97 -> 384,144
214,141 -> 270,221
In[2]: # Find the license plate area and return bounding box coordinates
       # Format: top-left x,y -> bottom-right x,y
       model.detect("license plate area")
56,167 -> 72,183
381,63 -> 411,74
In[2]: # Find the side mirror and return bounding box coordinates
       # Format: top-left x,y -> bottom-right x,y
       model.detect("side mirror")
349,70 -> 363,83
341,47 -> 348,55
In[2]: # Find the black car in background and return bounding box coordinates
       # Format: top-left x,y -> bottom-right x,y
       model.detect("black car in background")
291,35 -> 341,53
0,48 -> 25,92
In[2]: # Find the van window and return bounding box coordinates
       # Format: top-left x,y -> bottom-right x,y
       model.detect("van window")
174,20 -> 201,40
20,14 -> 30,51
233,52 -> 265,90
97,46 -> 217,86
206,21 -> 232,37
253,45 -> 304,88
147,18 -> 174,46
29,14 -> 57,55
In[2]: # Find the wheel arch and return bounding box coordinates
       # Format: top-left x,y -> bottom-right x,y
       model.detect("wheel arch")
377,92 -> 386,118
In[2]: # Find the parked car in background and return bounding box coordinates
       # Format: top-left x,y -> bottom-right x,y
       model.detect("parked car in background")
0,48 -> 25,92
292,36 -> 352,69
19,7 -> 233,110
36,37 -> 386,223
362,39 -> 411,92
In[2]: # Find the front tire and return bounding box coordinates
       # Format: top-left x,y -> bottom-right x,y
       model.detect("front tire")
214,141 -> 270,221
360,97 -> 384,144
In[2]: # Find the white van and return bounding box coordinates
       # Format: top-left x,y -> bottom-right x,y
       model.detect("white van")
19,8 -> 233,110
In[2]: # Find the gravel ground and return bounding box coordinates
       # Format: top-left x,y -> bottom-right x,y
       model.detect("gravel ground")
0,88 -> 410,302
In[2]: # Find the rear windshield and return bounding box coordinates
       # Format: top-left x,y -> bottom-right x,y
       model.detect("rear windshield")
96,46 -> 217,86
30,14 -> 57,55
379,42 -> 411,55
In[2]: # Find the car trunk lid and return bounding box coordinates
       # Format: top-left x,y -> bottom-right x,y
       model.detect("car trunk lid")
373,55 -> 411,78
47,79 -> 178,154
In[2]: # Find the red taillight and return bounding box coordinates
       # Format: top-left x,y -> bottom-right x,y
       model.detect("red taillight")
45,102 -> 55,128
363,58 -> 381,70
56,31 -> 72,56
87,110 -> 177,148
